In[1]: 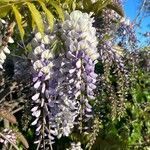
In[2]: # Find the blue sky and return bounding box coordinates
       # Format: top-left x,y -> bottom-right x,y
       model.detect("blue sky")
123,0 -> 150,45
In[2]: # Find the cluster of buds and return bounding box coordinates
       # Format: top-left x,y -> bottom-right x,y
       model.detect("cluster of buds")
0,129 -> 16,145
66,142 -> 83,150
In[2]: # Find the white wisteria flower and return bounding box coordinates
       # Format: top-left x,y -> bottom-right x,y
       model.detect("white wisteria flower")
62,10 -> 99,61
0,19 -> 13,69
60,10 -> 99,130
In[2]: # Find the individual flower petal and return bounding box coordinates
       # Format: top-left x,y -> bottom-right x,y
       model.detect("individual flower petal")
8,37 -> 14,43
42,35 -> 50,44
0,51 -> 6,60
66,51 -> 76,59
31,118 -> 39,125
41,49 -> 53,59
33,77 -> 38,82
35,32 -> 42,41
41,83 -> 46,93
32,93 -> 40,101
0,64 -> 3,69
41,98 -> 45,107
34,80 -> 41,89
3,46 -> 10,54
77,69 -> 82,78
74,90 -> 81,98
33,60 -> 43,70
76,59 -> 82,68
32,110 -> 41,118
88,83 -> 96,89
36,124 -> 42,132
75,81 -> 81,89
69,68 -> 76,74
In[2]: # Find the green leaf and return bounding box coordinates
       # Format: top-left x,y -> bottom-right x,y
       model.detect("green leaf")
94,0 -> 110,12
49,0 -> 64,21
0,0 -> 18,2
38,0 -> 54,31
15,131 -> 29,149
12,5 -> 24,40
26,2 -> 44,34
82,0 -> 92,9
0,0 -> 11,3
129,121 -> 142,145
0,5 -> 11,18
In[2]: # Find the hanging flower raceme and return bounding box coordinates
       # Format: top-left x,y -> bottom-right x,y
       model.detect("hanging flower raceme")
31,31 -> 61,145
31,10 -> 99,147
61,10 -> 99,128
31,29 -> 79,146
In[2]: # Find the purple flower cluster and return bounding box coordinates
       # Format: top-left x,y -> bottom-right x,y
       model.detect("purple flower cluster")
31,31 -> 60,143
61,10 -> 99,126
31,10 -> 99,146
31,31 -> 80,144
